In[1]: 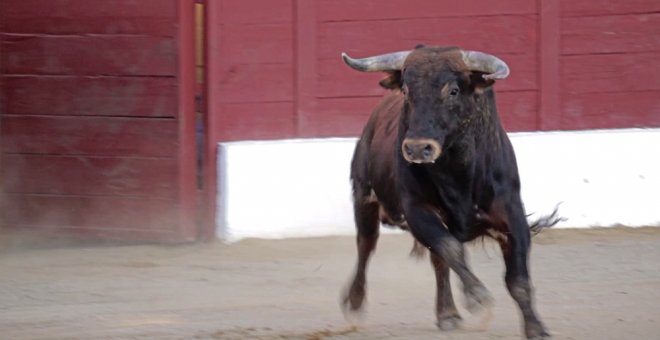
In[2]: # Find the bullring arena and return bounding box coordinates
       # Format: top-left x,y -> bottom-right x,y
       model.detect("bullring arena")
2,1 -> 659,339
2,227 -> 659,339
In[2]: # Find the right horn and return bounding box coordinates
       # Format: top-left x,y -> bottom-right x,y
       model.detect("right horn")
341,51 -> 411,72
461,50 -> 510,80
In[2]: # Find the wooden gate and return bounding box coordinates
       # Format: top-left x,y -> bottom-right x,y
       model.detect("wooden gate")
0,0 -> 199,242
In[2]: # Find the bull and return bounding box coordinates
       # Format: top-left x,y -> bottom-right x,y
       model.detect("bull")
341,45 -> 558,339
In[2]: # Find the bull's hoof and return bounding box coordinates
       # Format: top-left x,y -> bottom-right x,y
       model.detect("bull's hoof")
436,315 -> 462,331
340,281 -> 367,325
341,282 -> 365,312
525,322 -> 551,340
340,293 -> 366,325
464,285 -> 494,314
527,334 -> 551,340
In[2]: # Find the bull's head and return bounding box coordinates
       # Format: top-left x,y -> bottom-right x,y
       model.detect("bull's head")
342,46 -> 509,164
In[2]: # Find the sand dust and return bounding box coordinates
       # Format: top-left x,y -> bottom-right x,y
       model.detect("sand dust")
1,227 -> 659,339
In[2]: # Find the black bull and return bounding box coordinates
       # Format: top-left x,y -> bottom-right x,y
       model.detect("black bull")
341,46 -> 560,339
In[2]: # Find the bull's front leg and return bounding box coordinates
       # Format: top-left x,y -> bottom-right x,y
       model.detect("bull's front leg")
430,252 -> 462,330
499,203 -> 550,340
402,197 -> 494,315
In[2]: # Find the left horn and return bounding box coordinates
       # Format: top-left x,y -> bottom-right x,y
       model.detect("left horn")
461,50 -> 510,80
341,51 -> 410,72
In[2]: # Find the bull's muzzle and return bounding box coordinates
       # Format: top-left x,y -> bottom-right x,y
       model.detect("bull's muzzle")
401,138 -> 442,164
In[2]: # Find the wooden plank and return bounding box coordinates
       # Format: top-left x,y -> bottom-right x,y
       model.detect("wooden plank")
2,154 -> 178,198
1,194 -> 178,230
4,76 -> 177,117
560,0 -> 660,17
2,35 -> 176,76
176,0 -> 198,241
561,13 -> 660,55
318,15 -> 538,58
300,96 -> 381,138
2,116 -> 178,157
4,0 -> 176,19
3,0 -> 176,35
497,90 -> 538,132
214,102 -> 296,141
317,53 -> 537,98
204,0 -> 222,240
220,0 -> 292,24
561,52 -> 660,94
295,0 -> 318,136
219,23 -> 293,64
539,0 -> 561,130
0,222 -> 182,243
561,91 -> 660,129
215,63 -> 294,103
317,0 -> 536,22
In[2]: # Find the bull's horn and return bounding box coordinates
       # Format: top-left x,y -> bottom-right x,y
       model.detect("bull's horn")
341,51 -> 410,72
461,50 -> 510,80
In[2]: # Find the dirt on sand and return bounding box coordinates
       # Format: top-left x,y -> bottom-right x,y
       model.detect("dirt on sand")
1,227 -> 659,339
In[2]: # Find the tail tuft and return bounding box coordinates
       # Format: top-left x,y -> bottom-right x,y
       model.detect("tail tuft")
529,203 -> 566,235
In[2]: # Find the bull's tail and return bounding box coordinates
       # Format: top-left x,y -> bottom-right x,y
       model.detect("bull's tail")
528,203 -> 565,235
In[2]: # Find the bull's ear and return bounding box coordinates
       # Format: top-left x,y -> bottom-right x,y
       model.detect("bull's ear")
469,72 -> 496,94
379,70 -> 402,90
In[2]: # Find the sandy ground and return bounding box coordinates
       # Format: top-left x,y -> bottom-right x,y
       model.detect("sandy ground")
1,228 -> 659,340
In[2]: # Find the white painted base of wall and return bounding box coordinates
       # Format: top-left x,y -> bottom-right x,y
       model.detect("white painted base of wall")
217,129 -> 660,242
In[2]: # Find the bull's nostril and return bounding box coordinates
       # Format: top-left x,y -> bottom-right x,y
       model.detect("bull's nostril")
423,145 -> 433,158
404,144 -> 414,157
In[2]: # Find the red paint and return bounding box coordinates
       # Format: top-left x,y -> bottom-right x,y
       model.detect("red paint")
560,0 -> 660,17
4,76 -> 178,117
300,96 -> 382,138
2,154 -> 178,198
561,52 -> 659,95
561,13 -> 660,55
561,91 -> 660,130
4,0 -> 176,19
0,223 -> 184,243
498,91 -> 539,131
538,0 -> 561,130
2,194 -> 178,231
3,0 -> 176,36
214,102 -> 296,141
2,116 -> 179,157
176,0 -> 198,241
215,63 -> 294,103
219,0 -> 293,24
294,0 -> 318,136
317,0 -> 536,22
1,0 -> 200,242
2,35 -> 176,76
219,23 -> 294,65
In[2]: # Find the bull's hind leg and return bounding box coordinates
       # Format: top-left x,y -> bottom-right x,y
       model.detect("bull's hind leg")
430,253 -> 462,330
500,207 -> 550,340
342,198 -> 380,313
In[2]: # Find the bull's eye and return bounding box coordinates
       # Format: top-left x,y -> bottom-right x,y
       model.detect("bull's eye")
449,88 -> 459,96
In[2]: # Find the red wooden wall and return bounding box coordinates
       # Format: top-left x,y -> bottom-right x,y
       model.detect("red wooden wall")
558,1 -> 660,129
204,0 -> 659,232
0,0 -> 198,242
206,0 -> 660,142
